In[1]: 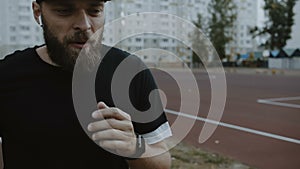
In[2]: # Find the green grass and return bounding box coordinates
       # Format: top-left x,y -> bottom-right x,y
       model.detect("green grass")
170,142 -> 256,169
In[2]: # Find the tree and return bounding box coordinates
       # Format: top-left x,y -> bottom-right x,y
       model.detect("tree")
251,0 -> 297,50
191,13 -> 208,66
207,0 -> 237,59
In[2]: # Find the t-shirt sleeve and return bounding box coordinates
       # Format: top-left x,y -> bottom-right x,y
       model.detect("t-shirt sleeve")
130,62 -> 172,145
95,47 -> 172,145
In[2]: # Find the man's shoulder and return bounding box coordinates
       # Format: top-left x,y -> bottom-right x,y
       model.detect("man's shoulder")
103,45 -> 130,60
102,45 -> 143,66
0,46 -> 37,69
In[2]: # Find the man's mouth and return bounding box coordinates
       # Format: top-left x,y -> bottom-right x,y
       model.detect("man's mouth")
70,41 -> 89,49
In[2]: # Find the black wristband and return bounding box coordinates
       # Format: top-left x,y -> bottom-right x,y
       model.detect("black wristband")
125,133 -> 145,160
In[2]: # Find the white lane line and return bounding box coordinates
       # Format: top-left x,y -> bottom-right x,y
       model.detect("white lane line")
165,109 -> 300,145
257,99 -> 300,109
264,96 -> 300,102
257,96 -> 300,109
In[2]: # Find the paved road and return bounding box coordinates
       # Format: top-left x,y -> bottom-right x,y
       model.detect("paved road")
152,69 -> 300,169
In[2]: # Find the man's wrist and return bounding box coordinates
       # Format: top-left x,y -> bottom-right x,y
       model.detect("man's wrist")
125,133 -> 145,160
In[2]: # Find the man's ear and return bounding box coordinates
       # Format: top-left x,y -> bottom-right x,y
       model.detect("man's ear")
32,1 -> 42,26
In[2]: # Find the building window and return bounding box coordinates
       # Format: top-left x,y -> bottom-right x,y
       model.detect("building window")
24,35 -> 30,40
18,6 -> 30,12
136,4 -> 142,8
136,38 -> 142,42
19,15 -> 31,21
10,36 -> 16,41
9,26 -> 16,32
20,25 -> 30,31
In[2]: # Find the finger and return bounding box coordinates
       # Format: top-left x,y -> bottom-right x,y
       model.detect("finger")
87,118 -> 133,132
97,101 -> 109,109
92,108 -> 131,121
91,109 -> 104,120
91,129 -> 133,141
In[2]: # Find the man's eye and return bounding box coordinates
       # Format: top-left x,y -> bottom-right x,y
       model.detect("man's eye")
55,9 -> 73,16
88,8 -> 103,16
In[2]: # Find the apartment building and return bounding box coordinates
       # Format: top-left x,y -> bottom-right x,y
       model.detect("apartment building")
226,0 -> 262,56
104,0 -> 262,63
0,0 -> 43,58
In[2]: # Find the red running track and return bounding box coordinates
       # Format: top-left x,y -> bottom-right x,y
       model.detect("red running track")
152,69 -> 300,169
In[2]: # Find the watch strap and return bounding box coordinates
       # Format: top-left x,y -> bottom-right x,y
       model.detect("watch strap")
125,133 -> 145,160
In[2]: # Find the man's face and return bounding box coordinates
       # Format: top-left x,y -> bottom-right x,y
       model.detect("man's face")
38,0 -> 106,71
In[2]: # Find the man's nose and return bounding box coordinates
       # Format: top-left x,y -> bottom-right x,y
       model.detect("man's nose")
73,10 -> 91,31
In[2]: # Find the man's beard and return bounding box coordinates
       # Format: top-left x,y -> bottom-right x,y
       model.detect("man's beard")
42,18 -> 91,72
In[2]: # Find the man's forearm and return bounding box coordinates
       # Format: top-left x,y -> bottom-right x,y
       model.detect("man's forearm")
127,142 -> 171,169
127,151 -> 171,169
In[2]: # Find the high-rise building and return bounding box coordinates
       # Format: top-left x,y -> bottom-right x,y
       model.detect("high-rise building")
104,0 -> 263,62
103,0 -> 209,63
0,0 -> 44,58
226,0 -> 263,56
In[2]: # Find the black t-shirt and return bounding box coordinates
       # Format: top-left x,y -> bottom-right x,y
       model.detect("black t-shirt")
0,45 -> 168,169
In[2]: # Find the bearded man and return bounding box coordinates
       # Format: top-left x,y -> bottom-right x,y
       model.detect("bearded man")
0,0 -> 172,168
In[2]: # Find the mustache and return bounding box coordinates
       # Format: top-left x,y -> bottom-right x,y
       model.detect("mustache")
66,31 -> 92,43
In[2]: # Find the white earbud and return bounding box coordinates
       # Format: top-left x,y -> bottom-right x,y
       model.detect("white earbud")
38,16 -> 42,27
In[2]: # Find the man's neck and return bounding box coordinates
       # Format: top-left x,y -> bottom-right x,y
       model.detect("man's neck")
36,46 -> 59,67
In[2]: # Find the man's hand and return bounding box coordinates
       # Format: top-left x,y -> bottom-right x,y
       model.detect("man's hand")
87,102 -> 137,157
87,102 -> 171,169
